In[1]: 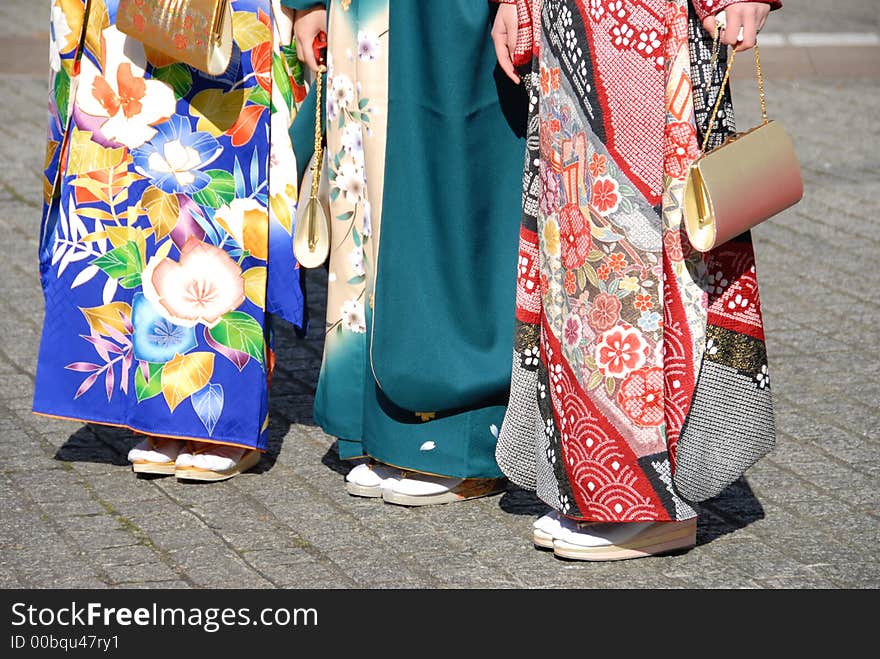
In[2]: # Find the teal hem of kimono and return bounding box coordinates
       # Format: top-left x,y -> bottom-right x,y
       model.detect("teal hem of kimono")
313,319 -> 505,480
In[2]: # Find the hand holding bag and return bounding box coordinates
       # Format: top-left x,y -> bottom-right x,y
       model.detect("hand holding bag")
683,19 -> 803,252
117,0 -> 233,76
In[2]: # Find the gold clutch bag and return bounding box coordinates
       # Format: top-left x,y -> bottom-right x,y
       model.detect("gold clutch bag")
117,0 -> 233,76
683,32 -> 803,252
293,65 -> 331,269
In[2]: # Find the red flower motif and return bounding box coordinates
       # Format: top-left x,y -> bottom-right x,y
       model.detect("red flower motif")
564,316 -> 581,346
558,203 -> 592,270
664,121 -> 699,180
588,153 -> 607,179
540,67 -> 550,95
607,252 -> 627,272
597,264 -> 610,281
663,229 -> 684,262
595,325 -> 649,378
634,293 -> 654,312
618,367 -> 664,427
564,270 -> 577,295
549,118 -> 562,133
588,293 -> 621,332
551,68 -> 561,90
540,273 -> 550,296
251,41 -> 273,93
591,176 -> 620,216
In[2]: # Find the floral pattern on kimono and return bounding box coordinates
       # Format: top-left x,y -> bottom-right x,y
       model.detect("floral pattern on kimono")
496,0 -> 775,520
34,0 -> 307,450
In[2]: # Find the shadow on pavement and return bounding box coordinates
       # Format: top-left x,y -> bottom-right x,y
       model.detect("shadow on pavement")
497,477 -> 765,547
320,442 -> 353,477
696,477 -> 766,546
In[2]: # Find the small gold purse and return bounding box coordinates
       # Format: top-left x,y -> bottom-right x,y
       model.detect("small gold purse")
683,32 -> 803,252
293,64 -> 331,269
117,0 -> 233,76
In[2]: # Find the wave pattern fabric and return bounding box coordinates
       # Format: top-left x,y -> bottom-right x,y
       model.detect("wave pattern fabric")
496,0 -> 775,520
34,0 -> 306,450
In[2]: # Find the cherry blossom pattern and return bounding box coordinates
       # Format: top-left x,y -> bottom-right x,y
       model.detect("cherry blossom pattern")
618,366 -> 664,426
594,325 -> 650,378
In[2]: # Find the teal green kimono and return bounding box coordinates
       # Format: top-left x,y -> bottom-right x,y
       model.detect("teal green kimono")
285,0 -> 525,478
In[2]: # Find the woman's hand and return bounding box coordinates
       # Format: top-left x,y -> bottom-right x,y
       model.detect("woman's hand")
492,3 -> 521,84
703,2 -> 771,52
293,7 -> 328,73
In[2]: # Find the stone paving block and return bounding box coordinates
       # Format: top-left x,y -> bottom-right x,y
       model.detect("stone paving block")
115,580 -> 193,589
65,519 -> 142,552
93,545 -> 179,585
273,561 -> 354,589
166,545 -> 274,589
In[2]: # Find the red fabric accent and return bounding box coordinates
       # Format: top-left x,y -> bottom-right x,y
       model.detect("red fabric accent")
515,226 -> 541,325
542,319 -> 670,522
706,241 -> 766,341
691,0 -> 782,23
512,0 -> 534,67
573,1 -> 667,206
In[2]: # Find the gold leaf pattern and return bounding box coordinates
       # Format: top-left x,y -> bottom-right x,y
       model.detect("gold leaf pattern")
141,186 -> 180,241
80,302 -> 132,336
232,11 -> 272,52
189,88 -> 247,136
161,352 -> 215,413
243,267 -> 267,309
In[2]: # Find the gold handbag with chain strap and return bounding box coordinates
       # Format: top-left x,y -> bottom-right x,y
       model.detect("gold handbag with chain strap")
117,0 -> 233,76
683,25 -> 803,252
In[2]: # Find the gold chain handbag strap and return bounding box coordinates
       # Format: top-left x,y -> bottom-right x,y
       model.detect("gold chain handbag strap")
701,25 -> 769,155
306,64 -> 328,250
310,64 -> 327,200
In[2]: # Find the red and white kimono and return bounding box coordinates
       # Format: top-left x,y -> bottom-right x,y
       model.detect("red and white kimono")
497,0 -> 781,521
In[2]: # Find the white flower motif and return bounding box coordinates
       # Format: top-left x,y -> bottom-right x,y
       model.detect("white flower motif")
607,1 -> 626,19
728,293 -> 750,311
357,30 -> 381,62
76,27 -> 176,149
612,22 -> 635,48
637,30 -> 662,55
341,298 -> 366,333
756,364 -> 770,389
537,381 -> 547,399
349,245 -> 365,277
330,73 -> 354,111
522,345 -> 540,368
341,122 -> 364,155
334,160 -> 366,204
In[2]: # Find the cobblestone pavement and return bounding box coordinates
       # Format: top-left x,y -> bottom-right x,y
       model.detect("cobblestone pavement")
0,2 -> 877,589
